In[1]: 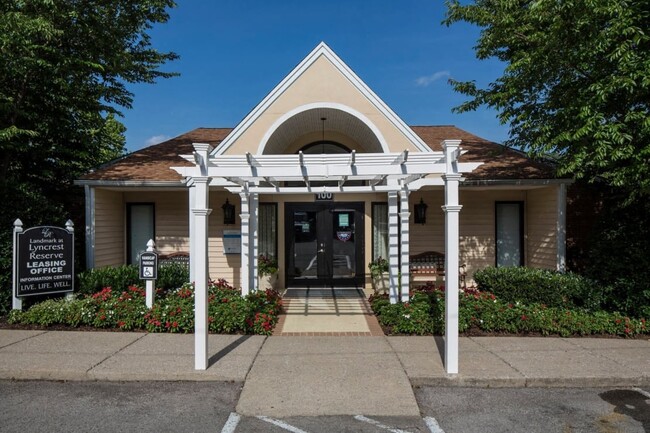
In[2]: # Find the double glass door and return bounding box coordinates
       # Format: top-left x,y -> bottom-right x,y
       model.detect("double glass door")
285,202 -> 364,287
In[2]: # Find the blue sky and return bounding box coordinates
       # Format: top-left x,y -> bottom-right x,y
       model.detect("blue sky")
123,1 -> 508,151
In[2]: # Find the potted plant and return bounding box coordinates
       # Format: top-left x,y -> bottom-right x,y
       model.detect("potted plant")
368,256 -> 389,294
258,254 -> 278,290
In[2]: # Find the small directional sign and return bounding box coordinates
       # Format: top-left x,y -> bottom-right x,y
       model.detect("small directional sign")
139,252 -> 158,280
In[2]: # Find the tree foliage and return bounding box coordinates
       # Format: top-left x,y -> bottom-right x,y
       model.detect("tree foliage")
0,0 -> 177,313
444,0 -> 650,197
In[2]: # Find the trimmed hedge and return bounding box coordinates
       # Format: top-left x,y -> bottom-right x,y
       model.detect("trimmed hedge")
473,266 -> 604,311
77,263 -> 189,295
8,280 -> 283,335
369,285 -> 648,337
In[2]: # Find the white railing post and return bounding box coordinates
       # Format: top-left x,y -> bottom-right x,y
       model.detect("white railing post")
65,220 -> 75,301
399,189 -> 411,303
388,191 -> 399,304
239,191 -> 250,296
12,219 -> 23,310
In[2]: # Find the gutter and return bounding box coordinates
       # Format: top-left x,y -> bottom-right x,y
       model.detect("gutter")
74,180 -> 186,188
461,178 -> 574,187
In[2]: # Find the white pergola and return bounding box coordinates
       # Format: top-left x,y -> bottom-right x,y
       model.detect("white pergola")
172,140 -> 481,374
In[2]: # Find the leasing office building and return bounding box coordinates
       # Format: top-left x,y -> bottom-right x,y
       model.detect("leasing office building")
78,43 -> 568,300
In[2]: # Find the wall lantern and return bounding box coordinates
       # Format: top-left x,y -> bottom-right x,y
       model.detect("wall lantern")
222,199 -> 236,225
414,198 -> 428,224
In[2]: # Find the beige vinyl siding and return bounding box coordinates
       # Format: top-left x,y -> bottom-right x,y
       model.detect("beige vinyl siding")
410,191 -> 445,255
208,191 -> 239,286
460,190 -> 525,280
124,191 -> 189,256
94,189 -> 124,267
409,189 -> 526,281
527,186 -> 558,270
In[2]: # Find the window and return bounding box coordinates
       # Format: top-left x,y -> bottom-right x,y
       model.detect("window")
127,203 -> 155,265
495,202 -> 524,267
372,202 -> 388,261
259,203 -> 277,260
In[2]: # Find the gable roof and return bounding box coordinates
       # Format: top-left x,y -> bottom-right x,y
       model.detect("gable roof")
212,42 -> 432,155
78,126 -> 556,183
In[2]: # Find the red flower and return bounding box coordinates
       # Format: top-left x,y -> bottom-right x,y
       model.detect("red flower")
520,315 -> 528,321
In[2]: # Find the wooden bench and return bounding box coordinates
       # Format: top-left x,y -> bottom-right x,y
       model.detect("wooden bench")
409,251 -> 467,288
159,252 -> 190,268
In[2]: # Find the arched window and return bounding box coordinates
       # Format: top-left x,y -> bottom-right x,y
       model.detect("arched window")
298,141 -> 351,154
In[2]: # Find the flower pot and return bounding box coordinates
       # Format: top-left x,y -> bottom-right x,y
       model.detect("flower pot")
258,273 -> 278,291
372,273 -> 390,295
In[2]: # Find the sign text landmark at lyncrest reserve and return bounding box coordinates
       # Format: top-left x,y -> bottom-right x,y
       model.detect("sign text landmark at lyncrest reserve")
16,225 -> 74,297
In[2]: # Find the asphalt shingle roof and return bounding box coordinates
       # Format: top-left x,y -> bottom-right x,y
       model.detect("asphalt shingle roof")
80,126 -> 555,182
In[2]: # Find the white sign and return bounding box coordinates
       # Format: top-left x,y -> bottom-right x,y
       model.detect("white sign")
223,230 -> 241,254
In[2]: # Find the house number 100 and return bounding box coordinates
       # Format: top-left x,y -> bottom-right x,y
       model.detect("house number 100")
315,192 -> 334,201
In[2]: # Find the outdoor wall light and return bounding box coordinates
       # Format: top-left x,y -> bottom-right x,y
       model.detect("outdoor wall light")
222,199 -> 235,225
414,198 -> 428,224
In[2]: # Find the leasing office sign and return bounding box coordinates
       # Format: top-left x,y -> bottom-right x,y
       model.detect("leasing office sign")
16,226 -> 74,297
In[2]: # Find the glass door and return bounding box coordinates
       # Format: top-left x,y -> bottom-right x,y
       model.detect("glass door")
285,202 -> 364,287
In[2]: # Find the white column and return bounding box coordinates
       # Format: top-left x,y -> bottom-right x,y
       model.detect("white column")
556,183 -> 567,272
250,192 -> 259,292
240,191 -> 250,296
192,177 -> 211,370
388,191 -> 399,304
84,185 -> 95,269
12,219 -> 23,310
442,139 -> 462,375
188,182 -> 196,282
399,189 -> 410,303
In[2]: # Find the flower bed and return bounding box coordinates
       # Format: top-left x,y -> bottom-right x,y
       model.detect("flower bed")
7,279 -> 282,335
369,284 -> 648,337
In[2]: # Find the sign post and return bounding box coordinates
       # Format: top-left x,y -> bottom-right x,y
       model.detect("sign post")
12,219 -> 23,310
13,220 -> 75,310
139,239 -> 158,308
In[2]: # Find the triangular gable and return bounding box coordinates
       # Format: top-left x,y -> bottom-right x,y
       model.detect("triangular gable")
212,42 -> 431,155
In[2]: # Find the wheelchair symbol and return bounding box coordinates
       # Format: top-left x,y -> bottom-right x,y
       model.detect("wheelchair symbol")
143,267 -> 153,277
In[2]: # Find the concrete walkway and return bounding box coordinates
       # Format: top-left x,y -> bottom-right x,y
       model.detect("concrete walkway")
274,288 -> 383,336
1,330 -> 649,416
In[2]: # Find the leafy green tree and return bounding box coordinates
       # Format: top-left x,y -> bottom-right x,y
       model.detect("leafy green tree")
444,0 -> 650,197
0,0 -> 177,313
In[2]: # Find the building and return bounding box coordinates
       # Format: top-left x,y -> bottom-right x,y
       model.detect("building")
76,43 -> 570,372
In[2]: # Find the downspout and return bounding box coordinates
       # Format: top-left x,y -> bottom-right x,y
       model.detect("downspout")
557,183 -> 567,272
84,185 -> 95,269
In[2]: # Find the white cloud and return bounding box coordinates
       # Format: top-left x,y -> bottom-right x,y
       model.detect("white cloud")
415,70 -> 450,87
144,134 -> 171,147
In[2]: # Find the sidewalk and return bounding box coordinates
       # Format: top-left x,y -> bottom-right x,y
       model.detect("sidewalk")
1,330 -> 649,416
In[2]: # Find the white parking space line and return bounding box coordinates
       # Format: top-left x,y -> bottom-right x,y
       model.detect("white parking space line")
221,412 -> 241,433
632,387 -> 650,399
256,415 -> 310,433
353,415 -> 413,433
423,416 -> 446,433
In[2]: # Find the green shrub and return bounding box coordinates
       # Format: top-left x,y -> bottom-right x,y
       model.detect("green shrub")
157,262 -> 190,292
369,292 -> 436,335
369,286 -> 648,337
473,266 -> 602,310
7,297 -> 96,327
77,265 -> 139,295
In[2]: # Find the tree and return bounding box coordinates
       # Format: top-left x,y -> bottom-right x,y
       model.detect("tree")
0,0 -> 178,313
444,0 -> 650,197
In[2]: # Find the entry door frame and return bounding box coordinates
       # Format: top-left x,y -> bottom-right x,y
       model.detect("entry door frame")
285,201 -> 365,288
